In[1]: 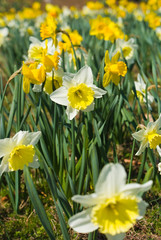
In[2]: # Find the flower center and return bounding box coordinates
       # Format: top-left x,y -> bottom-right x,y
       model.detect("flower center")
91,194 -> 139,235
28,46 -> 46,61
8,145 -> 35,171
67,83 -> 94,110
122,46 -> 132,58
146,131 -> 161,149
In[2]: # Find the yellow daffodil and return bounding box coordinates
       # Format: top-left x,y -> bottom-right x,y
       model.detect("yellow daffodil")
41,51 -> 59,72
45,4 -> 61,18
145,12 -> 161,30
32,67 -> 72,94
50,66 -> 106,120
0,131 -> 41,176
103,50 -> 127,87
68,163 -> 152,240
22,62 -> 46,93
59,30 -> 83,54
40,15 -> 57,42
132,115 -> 161,155
86,1 -> 104,10
89,15 -> 125,42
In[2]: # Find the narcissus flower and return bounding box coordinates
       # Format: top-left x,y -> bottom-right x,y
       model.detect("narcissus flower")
0,131 -> 41,176
22,61 -> 46,93
134,73 -> 154,110
112,38 -> 138,64
28,37 -> 60,72
132,115 -> 161,155
89,15 -> 125,42
68,163 -> 152,240
0,27 -> 9,46
50,66 -> 106,120
103,50 -> 127,87
40,15 -> 57,43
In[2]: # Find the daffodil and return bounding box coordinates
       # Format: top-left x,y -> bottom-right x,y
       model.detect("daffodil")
50,66 -> 106,120
22,61 -> 46,93
32,67 -> 73,94
28,37 -> 60,72
103,50 -> 127,87
68,163 -> 152,240
132,115 -> 161,155
89,15 -> 125,42
0,131 -> 41,176
0,27 -> 9,46
112,38 -> 138,64
40,15 -> 57,43
28,37 -> 55,61
134,73 -> 154,110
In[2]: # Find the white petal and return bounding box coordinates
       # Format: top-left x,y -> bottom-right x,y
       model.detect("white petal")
26,131 -> 41,146
68,208 -> 98,233
72,193 -> 100,207
132,129 -> 145,142
13,131 -> 41,146
153,114 -> 161,131
50,87 -> 68,106
29,36 -> 41,44
135,139 -> 148,156
13,131 -> 29,145
105,233 -> 126,240
83,102 -> 94,112
95,163 -> 127,198
0,28 -> 9,37
90,85 -> 107,98
0,138 -> 15,157
121,180 -> 153,196
28,155 -> 40,168
147,93 -> 154,103
32,84 -> 42,92
62,73 -> 76,88
137,200 -> 148,220
157,146 -> 161,156
72,66 -> 93,85
137,74 -> 145,88
66,106 -> 79,120
0,155 -> 10,176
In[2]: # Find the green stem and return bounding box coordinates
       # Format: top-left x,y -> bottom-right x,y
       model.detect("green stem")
128,139 -> 136,183
52,103 -> 57,170
15,171 -> 19,214
71,119 -> 75,183
137,148 -> 147,183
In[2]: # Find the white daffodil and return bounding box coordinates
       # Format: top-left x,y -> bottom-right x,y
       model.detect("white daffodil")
134,74 -> 154,110
132,114 -> 161,155
50,66 -> 107,120
0,27 -> 9,46
112,38 -> 138,64
28,37 -> 56,61
0,131 -> 41,176
68,163 -> 152,240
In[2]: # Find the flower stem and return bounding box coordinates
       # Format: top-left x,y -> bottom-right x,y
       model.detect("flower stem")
128,139 -> 136,183
137,148 -> 147,183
